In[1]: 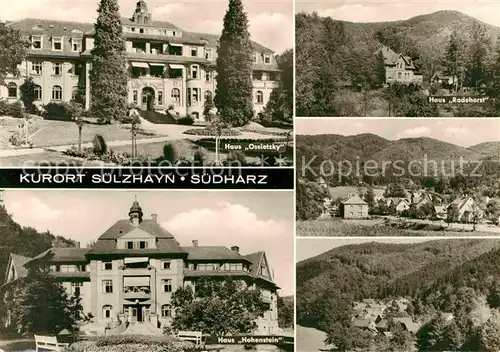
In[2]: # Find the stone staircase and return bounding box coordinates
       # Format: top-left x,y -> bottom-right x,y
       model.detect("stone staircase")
122,322 -> 163,336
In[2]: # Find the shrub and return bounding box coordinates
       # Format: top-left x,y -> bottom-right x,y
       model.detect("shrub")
183,127 -> 241,137
92,134 -> 107,156
20,77 -> 38,113
8,101 -> 24,118
163,143 -> 178,163
177,116 -> 195,125
65,335 -> 197,352
44,102 -> 74,121
193,148 -> 206,166
226,150 -> 247,166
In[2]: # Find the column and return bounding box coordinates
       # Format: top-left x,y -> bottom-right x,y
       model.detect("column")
85,61 -> 91,110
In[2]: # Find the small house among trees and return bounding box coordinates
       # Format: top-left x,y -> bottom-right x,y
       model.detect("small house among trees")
340,194 -> 369,219
376,46 -> 423,85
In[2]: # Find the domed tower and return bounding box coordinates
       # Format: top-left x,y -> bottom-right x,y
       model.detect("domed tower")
128,197 -> 144,226
133,0 -> 151,25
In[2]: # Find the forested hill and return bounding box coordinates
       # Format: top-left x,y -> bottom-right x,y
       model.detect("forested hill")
0,200 -> 75,284
296,239 -> 500,331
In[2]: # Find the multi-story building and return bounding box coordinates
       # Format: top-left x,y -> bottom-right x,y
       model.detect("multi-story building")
1,0 -> 282,119
376,46 -> 423,85
2,199 -> 280,335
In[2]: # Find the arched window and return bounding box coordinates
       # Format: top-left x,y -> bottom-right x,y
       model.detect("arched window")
171,88 -> 180,103
204,90 -> 212,102
52,85 -> 63,101
256,90 -> 263,104
34,85 -> 42,101
102,305 -> 112,319
161,304 -> 171,317
270,90 -> 278,101
7,83 -> 17,98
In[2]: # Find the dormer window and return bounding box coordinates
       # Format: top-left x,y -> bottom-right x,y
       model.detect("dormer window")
191,47 -> 197,57
32,35 -> 43,50
52,37 -> 63,51
139,241 -> 148,249
131,27 -> 136,32
127,241 -> 134,249
172,31 -> 177,37
253,53 -> 258,63
139,28 -> 144,34
72,38 -> 82,52
264,54 -> 271,64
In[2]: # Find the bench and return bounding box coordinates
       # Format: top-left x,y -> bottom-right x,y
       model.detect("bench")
34,335 -> 69,352
177,330 -> 203,346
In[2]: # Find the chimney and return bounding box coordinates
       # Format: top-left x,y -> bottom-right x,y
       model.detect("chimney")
231,246 -> 240,254
192,240 -> 198,248
75,241 -> 80,249
151,214 -> 158,222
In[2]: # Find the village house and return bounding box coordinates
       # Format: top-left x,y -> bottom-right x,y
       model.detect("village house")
340,194 -> 369,219
0,0 -> 281,120
1,200 -> 281,335
448,195 -> 483,223
376,46 -> 423,85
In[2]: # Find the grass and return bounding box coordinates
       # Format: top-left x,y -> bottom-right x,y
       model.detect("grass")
296,219 -> 494,237
0,119 -> 164,149
0,150 -> 103,167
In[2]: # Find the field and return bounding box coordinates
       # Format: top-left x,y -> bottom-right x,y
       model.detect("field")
296,219 -> 495,237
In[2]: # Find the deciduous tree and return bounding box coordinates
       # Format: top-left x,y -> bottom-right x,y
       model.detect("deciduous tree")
0,23 -> 28,84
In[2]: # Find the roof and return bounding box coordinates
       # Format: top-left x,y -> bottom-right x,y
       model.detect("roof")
182,246 -> 250,261
450,195 -> 472,209
341,194 -> 368,205
89,238 -> 186,256
8,18 -> 94,36
26,247 -> 90,265
393,317 -> 420,334
190,32 -> 275,54
353,320 -> 372,328
376,46 -> 415,69
121,17 -> 179,30
5,253 -> 31,283
98,219 -> 175,240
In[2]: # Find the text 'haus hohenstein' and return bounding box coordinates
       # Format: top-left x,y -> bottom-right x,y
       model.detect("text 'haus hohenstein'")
1,200 -> 281,335
0,0 -> 282,120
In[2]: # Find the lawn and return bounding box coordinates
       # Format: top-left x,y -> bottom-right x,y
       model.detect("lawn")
296,219 -> 494,237
0,118 -> 164,149
0,150 -> 105,167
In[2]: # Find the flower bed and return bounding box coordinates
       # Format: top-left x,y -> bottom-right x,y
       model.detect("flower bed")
241,128 -> 291,137
65,335 -> 197,352
183,127 -> 241,137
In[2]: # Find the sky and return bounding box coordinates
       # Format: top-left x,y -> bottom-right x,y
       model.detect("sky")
296,237 -> 434,262
1,0 -> 293,53
2,189 -> 294,295
296,1 -> 500,27
295,118 -> 500,147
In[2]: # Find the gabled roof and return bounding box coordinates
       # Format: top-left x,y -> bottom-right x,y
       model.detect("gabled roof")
99,219 -> 175,240
190,32 -> 275,54
341,194 -> 368,205
4,253 -> 31,285
450,195 -> 473,210
182,246 -> 250,261
121,17 -> 180,30
26,248 -> 90,265
89,238 -> 186,256
393,317 -> 420,333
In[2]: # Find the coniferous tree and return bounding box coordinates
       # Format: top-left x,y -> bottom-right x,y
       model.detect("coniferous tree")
374,50 -> 386,88
466,21 -> 491,91
215,0 -> 254,127
90,0 -> 128,124
444,30 -> 466,92
486,35 -> 500,115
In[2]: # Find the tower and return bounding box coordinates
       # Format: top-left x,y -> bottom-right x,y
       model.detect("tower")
133,0 -> 151,25
128,197 -> 143,226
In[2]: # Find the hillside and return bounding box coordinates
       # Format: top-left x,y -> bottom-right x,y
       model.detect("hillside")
0,200 -> 75,284
468,141 -> 500,159
296,239 -> 500,330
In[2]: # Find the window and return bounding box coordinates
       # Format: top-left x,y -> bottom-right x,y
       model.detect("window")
102,305 -> 112,319
172,31 -> 177,37
162,261 -> 171,270
133,90 -> 138,104
264,54 -> 271,64
205,70 -> 211,82
260,265 -> 267,276
256,90 -> 263,104
131,27 -> 136,32
127,241 -> 134,249
171,88 -> 180,103
52,37 -> 62,51
31,62 -> 43,75
72,282 -> 83,296
161,304 -> 172,317
102,280 -> 113,293
190,65 -> 198,79
196,263 -> 217,271
60,265 -> 76,272
157,90 -> 163,105
53,63 -> 62,76
34,85 -> 42,100
72,38 -> 82,52
52,86 -> 62,101
191,47 -> 198,57
7,83 -> 17,98
139,241 -> 148,249
187,88 -> 200,106
205,48 -> 212,60
103,261 -> 112,271
139,28 -> 144,34
32,35 -> 42,49
253,53 -> 258,63
162,279 -> 172,292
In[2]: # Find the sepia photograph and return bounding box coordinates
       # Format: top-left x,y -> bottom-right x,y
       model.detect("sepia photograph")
0,190 -> 294,351
0,0 -> 293,167
296,1 -> 500,117
296,118 -> 500,236
296,237 -> 500,352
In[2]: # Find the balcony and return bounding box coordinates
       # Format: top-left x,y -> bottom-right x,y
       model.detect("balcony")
123,285 -> 151,299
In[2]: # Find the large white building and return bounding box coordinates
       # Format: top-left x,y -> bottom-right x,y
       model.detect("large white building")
1,0 -> 282,120
2,200 -> 281,335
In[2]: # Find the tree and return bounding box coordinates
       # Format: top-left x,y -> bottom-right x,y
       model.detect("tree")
486,35 -> 500,115
364,186 -> 376,211
90,0 -> 128,124
214,0 -> 254,127
69,102 -> 84,152
171,278 -> 268,336
203,92 -> 215,122
19,77 -> 38,114
326,322 -> 371,352
466,21 -> 491,91
446,204 -> 460,227
4,272 -> 83,334
373,50 -> 386,88
384,183 -> 406,198
72,68 -> 87,108
480,311 -> 500,352
277,296 -> 293,329
443,30 -> 466,92
485,200 -> 500,225
0,23 -> 28,84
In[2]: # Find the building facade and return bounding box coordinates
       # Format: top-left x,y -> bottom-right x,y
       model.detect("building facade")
1,0 -> 282,120
340,194 -> 369,219
2,200 -> 281,335
377,46 -> 423,85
